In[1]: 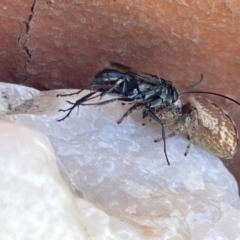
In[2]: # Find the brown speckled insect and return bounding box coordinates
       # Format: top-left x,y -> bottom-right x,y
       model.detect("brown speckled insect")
153,96 -> 239,162
116,95 -> 239,162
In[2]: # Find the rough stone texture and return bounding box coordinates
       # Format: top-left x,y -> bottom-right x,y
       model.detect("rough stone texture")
1,82 -> 240,239
1,1 -> 240,186
0,121 -> 85,239
1,1 -> 240,91
0,121 -> 142,240
0,0 -> 33,83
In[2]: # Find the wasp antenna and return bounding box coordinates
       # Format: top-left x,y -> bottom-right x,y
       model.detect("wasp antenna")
181,91 -> 240,106
180,73 -> 204,94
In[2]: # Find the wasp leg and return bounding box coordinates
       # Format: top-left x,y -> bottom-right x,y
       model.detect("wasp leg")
68,91 -> 99,106
145,108 -> 170,165
58,89 -> 107,105
56,84 -> 92,97
117,105 -> 137,124
117,103 -> 143,124
57,89 -> 83,97
71,91 -> 106,104
58,96 -> 135,122
57,92 -> 97,121
56,83 -> 104,99
57,103 -> 77,121
86,78 -> 125,102
74,89 -> 113,105
102,78 -> 125,96
80,97 -> 134,106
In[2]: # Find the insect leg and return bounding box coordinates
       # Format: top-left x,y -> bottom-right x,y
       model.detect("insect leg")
80,97 -> 135,106
154,132 -> 176,142
58,88 -> 112,105
57,91 -> 97,121
101,78 -> 125,97
56,85 -> 91,97
153,110 -> 197,158
184,109 -> 198,156
57,103 -> 77,121
145,108 -> 170,165
57,90 -> 82,97
70,90 -> 109,105
117,103 -> 143,124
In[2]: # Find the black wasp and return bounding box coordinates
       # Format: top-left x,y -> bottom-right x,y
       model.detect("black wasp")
57,61 -> 180,165
57,61 -> 240,165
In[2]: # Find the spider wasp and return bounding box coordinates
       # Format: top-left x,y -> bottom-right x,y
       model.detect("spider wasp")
57,61 -> 180,165
57,62 -> 240,165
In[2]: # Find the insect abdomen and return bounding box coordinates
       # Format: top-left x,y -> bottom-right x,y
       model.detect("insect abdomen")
190,97 -> 238,160
93,69 -> 128,84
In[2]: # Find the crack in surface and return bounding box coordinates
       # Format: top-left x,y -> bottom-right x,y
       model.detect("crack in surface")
18,0 -> 37,84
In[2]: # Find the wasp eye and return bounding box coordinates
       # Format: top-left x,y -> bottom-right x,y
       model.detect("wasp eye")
173,89 -> 178,102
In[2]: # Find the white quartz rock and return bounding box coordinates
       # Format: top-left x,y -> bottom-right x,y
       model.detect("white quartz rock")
1,82 -> 240,239
0,121 -> 141,240
0,121 -> 85,239
0,83 -> 39,114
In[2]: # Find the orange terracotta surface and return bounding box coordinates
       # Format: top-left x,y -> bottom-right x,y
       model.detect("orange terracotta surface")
1,0 -> 240,187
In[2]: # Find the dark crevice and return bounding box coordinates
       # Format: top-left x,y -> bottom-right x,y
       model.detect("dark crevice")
25,0 -> 36,35
18,0 -> 37,85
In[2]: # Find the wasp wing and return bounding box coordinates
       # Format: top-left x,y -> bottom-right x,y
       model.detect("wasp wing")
102,61 -> 166,85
